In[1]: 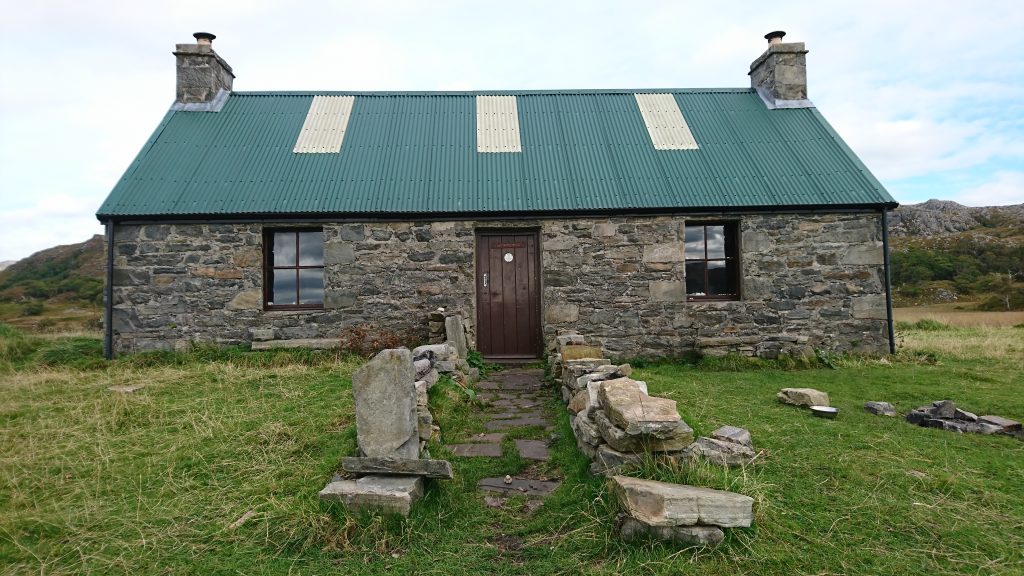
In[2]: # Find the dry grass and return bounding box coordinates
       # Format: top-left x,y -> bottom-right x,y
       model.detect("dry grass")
894,303 -> 1024,327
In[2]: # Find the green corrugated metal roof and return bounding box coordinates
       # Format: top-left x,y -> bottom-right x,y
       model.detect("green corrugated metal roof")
97,88 -> 895,219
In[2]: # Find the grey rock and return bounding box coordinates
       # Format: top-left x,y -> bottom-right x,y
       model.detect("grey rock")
586,378 -> 647,413
590,444 -> 644,476
618,516 -> 725,546
777,388 -> 829,407
710,425 -> 752,447
412,342 -> 457,362
249,328 -> 275,342
592,410 -> 693,453
421,368 -> 440,389
953,408 -> 978,422
570,411 -> 603,446
610,475 -> 754,528
864,401 -> 897,417
413,358 -> 432,378
683,437 -> 756,467
905,410 -> 929,425
319,475 -> 424,516
351,348 -> 419,459
435,360 -> 457,373
932,400 -> 957,419
556,333 -> 586,348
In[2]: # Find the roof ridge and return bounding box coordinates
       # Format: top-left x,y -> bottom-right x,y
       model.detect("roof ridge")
230,88 -> 754,97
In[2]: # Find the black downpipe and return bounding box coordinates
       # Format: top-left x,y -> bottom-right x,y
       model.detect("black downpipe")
881,210 -> 896,354
104,220 -> 115,359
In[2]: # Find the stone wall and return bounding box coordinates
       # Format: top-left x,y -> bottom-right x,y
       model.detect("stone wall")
110,212 -> 889,357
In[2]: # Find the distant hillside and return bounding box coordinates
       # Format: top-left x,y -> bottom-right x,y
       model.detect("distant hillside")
0,260 -> 15,272
889,200 -> 1024,309
0,235 -> 105,305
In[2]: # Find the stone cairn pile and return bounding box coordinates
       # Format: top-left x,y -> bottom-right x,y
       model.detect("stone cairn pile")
904,400 -> 1022,438
318,317 -> 477,517
549,331 -> 756,545
425,312 -> 480,383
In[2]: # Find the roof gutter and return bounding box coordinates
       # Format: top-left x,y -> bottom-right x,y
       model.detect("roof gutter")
103,220 -> 115,360
98,202 -> 900,225
881,209 -> 896,355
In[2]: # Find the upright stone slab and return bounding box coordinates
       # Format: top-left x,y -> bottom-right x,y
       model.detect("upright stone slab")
445,315 -> 468,359
351,348 -> 419,459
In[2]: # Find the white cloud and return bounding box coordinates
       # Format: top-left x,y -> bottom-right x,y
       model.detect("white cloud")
951,171 -> 1024,207
0,194 -> 104,261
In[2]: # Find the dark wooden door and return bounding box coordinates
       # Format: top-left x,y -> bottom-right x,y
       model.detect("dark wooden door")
476,231 -> 542,359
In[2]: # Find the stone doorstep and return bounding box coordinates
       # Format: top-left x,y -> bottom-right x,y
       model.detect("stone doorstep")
447,443 -> 503,458
340,457 -> 453,479
250,338 -> 339,350
477,477 -> 561,497
514,439 -> 551,461
319,475 -> 424,517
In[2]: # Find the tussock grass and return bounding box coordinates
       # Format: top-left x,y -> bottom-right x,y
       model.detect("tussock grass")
1,324 -> 1022,574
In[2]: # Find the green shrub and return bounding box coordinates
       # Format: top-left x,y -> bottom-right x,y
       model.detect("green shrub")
20,301 -> 44,316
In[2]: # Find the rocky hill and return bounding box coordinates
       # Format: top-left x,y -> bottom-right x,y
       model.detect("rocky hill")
0,235 -> 105,303
0,260 -> 15,272
890,199 -> 1024,238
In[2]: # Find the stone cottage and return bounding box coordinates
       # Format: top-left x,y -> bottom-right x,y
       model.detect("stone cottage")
97,31 -> 898,360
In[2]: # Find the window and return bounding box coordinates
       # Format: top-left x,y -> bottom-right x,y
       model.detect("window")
684,222 -> 739,300
264,229 -> 324,308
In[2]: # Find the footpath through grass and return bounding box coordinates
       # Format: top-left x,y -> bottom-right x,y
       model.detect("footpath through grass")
1,324 -> 1022,574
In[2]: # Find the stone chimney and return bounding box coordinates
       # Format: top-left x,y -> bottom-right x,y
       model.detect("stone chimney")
173,32 -> 234,111
748,31 -> 812,109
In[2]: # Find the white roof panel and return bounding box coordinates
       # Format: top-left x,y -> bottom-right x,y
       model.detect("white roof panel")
476,95 -> 522,153
293,95 -> 355,153
634,93 -> 698,150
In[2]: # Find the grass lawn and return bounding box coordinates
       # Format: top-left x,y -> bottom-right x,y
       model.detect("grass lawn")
1,324 -> 1022,575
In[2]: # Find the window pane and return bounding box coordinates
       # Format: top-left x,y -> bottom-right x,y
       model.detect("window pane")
684,226 -> 705,259
706,226 -> 726,259
272,270 -> 298,305
298,231 -> 324,266
273,233 -> 297,266
707,261 -> 736,296
685,262 -> 706,296
298,269 -> 324,305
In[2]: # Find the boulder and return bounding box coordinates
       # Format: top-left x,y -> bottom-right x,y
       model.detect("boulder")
444,316 -> 468,359
319,475 -> 424,516
592,410 -> 693,453
351,348 -> 419,459
610,475 -> 754,528
682,437 -> 756,467
864,401 -> 897,417
710,425 -> 752,447
600,378 -> 684,437
777,388 -> 829,407
618,516 -> 725,546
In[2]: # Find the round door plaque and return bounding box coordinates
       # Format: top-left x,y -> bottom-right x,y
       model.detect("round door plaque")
504,252 -> 514,262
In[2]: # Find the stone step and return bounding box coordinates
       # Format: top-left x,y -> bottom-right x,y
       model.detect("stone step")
447,443 -> 503,458
319,475 -> 423,517
514,439 -> 550,461
478,477 -> 561,497
340,457 -> 453,479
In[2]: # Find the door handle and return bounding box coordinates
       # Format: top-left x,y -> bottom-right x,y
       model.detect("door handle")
483,272 -> 489,288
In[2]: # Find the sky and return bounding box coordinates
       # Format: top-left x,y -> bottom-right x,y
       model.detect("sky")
1,0 -> 1022,262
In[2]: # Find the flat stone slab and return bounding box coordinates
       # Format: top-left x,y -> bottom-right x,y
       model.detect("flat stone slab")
486,411 -> 547,421
610,475 -> 753,528
485,417 -> 550,430
514,439 -> 550,461
864,401 -> 897,417
469,432 -> 506,443
448,443 -> 503,457
478,477 -> 561,497
777,388 -> 829,407
600,378 -> 683,437
683,437 -> 756,467
341,457 -> 453,479
979,415 -> 1022,433
319,475 -> 424,516
251,338 -> 339,350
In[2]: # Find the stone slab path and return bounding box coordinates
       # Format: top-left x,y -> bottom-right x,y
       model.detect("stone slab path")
444,368 -> 561,504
